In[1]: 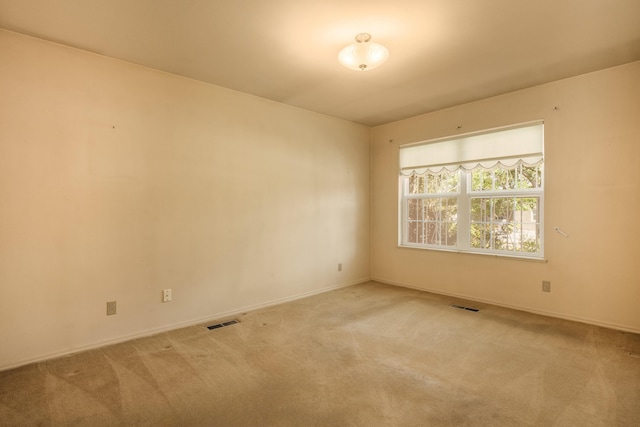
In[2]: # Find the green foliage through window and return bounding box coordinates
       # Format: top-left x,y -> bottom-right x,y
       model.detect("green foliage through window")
470,196 -> 540,253
402,163 -> 543,257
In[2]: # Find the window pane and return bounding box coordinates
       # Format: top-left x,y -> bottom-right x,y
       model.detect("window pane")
421,171 -> 459,194
438,171 -> 460,193
470,223 -> 490,249
424,198 -> 438,220
515,198 -> 540,252
443,198 -> 458,246
495,168 -> 517,190
471,164 -> 543,193
441,222 -> 455,246
408,175 -> 426,194
407,220 -> 423,244
407,197 -> 457,247
471,169 -> 493,191
520,224 -> 541,253
426,222 -> 438,244
407,198 -> 421,221
444,197 -> 458,222
469,196 -> 540,253
470,198 -> 490,222
407,171 -> 460,195
492,197 -> 513,221
517,165 -> 542,189
448,222 -> 458,246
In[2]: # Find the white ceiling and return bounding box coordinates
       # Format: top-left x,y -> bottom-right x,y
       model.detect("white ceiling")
1,0 -> 639,126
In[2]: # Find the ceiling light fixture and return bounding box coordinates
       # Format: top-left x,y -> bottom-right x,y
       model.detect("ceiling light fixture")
338,33 -> 389,71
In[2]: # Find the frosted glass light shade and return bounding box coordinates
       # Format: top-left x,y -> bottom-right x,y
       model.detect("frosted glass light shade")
338,33 -> 389,71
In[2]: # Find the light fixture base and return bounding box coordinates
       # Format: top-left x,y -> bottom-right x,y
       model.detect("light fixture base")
354,33 -> 372,43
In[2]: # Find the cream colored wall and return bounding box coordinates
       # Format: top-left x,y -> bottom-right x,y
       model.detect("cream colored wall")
0,30 -> 371,370
372,61 -> 640,332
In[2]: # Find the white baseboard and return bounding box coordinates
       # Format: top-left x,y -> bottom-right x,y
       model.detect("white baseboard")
1,277 -> 371,372
373,277 -> 640,335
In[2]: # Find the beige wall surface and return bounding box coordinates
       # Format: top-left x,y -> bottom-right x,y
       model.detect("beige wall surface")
0,30 -> 371,370
372,61 -> 640,332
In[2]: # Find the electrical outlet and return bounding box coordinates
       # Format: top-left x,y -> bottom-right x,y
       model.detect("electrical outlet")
338,263 -> 342,272
107,301 -> 117,315
163,289 -> 172,302
542,281 -> 551,293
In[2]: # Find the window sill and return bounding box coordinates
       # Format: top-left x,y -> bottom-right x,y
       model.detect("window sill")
397,245 -> 548,263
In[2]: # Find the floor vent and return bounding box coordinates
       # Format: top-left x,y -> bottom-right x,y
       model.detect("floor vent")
206,320 -> 239,330
450,304 -> 479,312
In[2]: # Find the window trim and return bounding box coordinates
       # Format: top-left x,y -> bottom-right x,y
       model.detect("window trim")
394,243 -> 549,263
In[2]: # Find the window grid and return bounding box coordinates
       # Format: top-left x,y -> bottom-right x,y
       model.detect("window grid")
401,165 -> 543,259
406,196 -> 458,247
469,195 -> 541,253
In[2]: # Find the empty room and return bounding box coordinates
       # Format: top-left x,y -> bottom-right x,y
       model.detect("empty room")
1,1 -> 639,425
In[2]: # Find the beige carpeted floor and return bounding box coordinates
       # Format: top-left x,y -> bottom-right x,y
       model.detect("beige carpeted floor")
1,281 -> 639,426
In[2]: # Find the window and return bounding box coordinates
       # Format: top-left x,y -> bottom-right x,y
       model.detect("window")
399,122 -> 544,259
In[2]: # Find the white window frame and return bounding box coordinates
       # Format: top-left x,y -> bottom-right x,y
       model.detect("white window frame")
398,122 -> 544,260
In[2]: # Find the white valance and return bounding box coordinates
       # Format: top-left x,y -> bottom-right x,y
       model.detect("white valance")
399,121 -> 544,176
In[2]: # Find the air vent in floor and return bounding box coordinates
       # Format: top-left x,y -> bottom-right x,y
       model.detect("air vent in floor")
450,304 -> 479,312
206,319 -> 239,330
